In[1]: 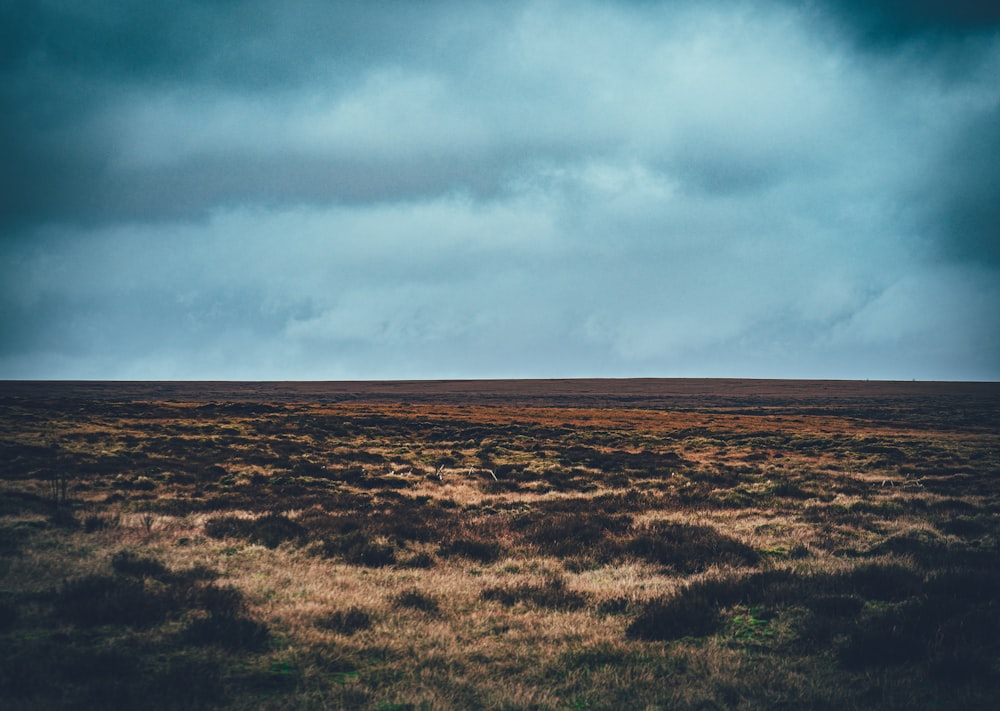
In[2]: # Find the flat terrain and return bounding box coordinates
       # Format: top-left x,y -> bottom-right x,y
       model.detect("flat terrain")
4,377 -> 993,407
1,379 -> 999,709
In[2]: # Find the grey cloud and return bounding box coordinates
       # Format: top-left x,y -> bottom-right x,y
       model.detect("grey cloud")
2,0 -> 998,380
662,143 -> 799,196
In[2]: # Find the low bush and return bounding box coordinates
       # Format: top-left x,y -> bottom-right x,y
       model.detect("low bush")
320,606 -> 372,635
625,521 -> 759,573
182,582 -> 247,618
597,596 -> 633,616
181,613 -> 270,650
322,532 -> 397,567
381,502 -> 459,543
54,555 -> 269,661
203,514 -> 251,540
399,551 -> 436,569
111,549 -> 170,579
626,587 -> 723,640
845,562 -> 922,601
56,574 -> 173,628
394,589 -> 440,614
838,604 -> 928,668
83,512 -> 121,532
481,575 -> 588,611
937,516 -> 989,537
0,595 -> 19,631
438,538 -> 502,563
517,511 -> 630,558
807,594 -> 864,618
204,512 -> 306,548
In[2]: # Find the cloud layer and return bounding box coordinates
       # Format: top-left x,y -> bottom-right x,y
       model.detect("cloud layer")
2,0 -> 998,380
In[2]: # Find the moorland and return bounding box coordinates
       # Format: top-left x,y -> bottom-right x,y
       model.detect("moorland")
1,378 -> 999,709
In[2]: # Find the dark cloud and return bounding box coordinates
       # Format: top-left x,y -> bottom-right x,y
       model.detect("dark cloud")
801,0 -> 1000,277
0,0 -> 475,86
932,105 -> 1000,267
816,0 -> 1000,45
0,0 -> 528,229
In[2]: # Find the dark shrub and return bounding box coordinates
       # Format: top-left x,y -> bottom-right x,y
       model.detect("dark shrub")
167,471 -> 197,485
181,613 -> 270,650
627,587 -> 723,640
382,502 -> 458,543
322,532 -> 397,567
183,583 -> 246,618
519,511 -> 631,558
597,596 -> 632,616
796,593 -> 866,647
56,574 -> 172,628
48,506 -> 80,529
718,569 -> 825,608
923,568 -> 1000,605
625,522 -> 759,573
394,589 -> 440,614
560,644 -> 630,670
927,606 -> 1000,682
148,655 -> 225,706
808,594 -> 865,617
0,595 -> 18,631
838,605 -> 926,668
320,606 -> 372,635
770,481 -> 812,499
250,512 -> 307,548
438,538 -> 502,563
83,512 -> 120,533
204,512 -> 306,548
200,464 -> 229,482
299,510 -> 364,538
52,646 -> 141,704
240,660 -> 302,695
937,516 -> 989,538
628,568 -> 851,644
788,544 -> 811,559
480,479 -> 522,494
170,563 -> 219,584
399,551 -> 436,569
350,541 -> 396,567
481,575 -> 588,611
865,530 -> 950,568
203,514 -> 248,540
356,475 -> 412,490
0,524 -> 29,556
846,562 -> 922,601
111,550 -> 170,579
132,476 -> 156,491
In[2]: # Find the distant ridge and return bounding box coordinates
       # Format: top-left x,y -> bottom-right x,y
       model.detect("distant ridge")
2,378 -> 997,409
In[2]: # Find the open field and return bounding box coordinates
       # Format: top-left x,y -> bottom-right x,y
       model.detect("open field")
1,379 -> 999,709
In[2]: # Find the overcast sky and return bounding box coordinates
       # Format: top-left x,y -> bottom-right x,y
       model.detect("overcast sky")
1,0 -> 998,381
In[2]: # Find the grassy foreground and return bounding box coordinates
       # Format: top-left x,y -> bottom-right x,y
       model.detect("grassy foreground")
1,380 -> 999,709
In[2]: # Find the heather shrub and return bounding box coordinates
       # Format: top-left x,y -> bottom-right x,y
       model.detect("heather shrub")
320,607 -> 372,635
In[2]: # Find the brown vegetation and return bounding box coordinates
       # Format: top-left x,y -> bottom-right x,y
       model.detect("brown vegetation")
0,379 -> 998,709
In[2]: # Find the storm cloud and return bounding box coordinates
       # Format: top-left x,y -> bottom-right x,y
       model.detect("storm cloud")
1,0 -> 998,380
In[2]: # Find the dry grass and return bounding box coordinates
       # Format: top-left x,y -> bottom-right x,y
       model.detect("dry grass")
1,381 -> 998,709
